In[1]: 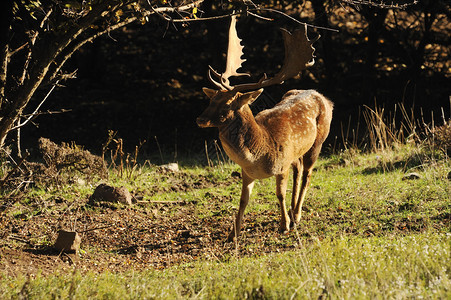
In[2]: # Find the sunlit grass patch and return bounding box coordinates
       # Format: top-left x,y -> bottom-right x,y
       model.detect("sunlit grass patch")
1,133 -> 449,299
2,233 -> 449,299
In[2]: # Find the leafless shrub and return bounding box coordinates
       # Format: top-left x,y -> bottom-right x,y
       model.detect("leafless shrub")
102,130 -> 145,179
428,121 -> 451,155
362,102 -> 417,152
27,138 -> 108,185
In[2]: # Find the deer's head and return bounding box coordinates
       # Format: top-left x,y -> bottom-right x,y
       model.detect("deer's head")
197,15 -> 319,129
196,88 -> 263,128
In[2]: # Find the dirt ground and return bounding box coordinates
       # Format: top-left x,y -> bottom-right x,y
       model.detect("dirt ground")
0,169 -> 300,277
2,161 -> 448,277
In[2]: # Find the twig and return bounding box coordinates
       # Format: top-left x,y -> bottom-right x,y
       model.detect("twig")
162,6 -> 339,33
7,234 -> 33,245
0,149 -> 29,187
254,8 -> 339,32
247,11 -> 274,22
62,252 -> 74,265
204,140 -> 212,168
136,200 -> 186,205
154,136 -> 164,164
11,80 -> 60,131
49,3 -> 157,80
5,180 -> 34,198
18,8 -> 53,85
150,0 -> 204,14
9,42 -> 28,57
20,109 -> 72,119
341,0 -> 418,9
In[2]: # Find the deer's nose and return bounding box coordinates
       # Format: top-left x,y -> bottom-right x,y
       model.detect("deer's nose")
196,117 -> 208,127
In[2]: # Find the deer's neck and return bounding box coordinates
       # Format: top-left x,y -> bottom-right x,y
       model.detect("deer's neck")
218,106 -> 270,164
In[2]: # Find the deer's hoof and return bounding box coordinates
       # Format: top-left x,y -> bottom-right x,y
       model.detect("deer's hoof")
288,213 -> 301,227
226,231 -> 238,242
278,229 -> 290,236
278,224 -> 290,235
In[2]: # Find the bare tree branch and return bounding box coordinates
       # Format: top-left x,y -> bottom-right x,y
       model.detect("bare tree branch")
19,8 -> 54,85
50,0 -> 204,83
0,0 -> 207,149
11,80 -> 60,131
341,0 -> 418,9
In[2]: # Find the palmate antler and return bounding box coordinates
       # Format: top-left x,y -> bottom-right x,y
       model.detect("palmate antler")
208,16 -> 320,92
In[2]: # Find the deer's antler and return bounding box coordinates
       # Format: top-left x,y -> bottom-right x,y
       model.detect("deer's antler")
208,17 -> 320,92
223,15 -> 250,86
208,15 -> 249,91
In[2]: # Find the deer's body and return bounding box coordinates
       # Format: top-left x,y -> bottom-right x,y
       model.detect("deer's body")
199,88 -> 333,240
219,89 -> 332,180
197,16 -> 333,240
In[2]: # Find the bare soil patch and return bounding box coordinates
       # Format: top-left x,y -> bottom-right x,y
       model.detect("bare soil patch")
0,170 -> 295,277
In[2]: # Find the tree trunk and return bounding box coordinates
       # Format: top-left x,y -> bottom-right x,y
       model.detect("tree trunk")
0,3 -> 108,149
0,0 -> 13,110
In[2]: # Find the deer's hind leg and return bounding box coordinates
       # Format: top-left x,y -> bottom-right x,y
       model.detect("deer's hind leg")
289,159 -> 302,226
292,145 -> 322,224
276,171 -> 291,234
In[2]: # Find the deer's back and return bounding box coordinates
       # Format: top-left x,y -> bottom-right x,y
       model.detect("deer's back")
257,89 -> 330,141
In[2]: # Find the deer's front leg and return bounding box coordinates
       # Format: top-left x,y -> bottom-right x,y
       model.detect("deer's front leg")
227,170 -> 255,241
276,172 -> 290,234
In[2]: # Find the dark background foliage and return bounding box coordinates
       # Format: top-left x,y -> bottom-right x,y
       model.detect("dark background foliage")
17,1 -> 450,161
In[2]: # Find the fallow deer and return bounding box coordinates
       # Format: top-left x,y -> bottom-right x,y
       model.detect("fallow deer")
197,16 -> 333,241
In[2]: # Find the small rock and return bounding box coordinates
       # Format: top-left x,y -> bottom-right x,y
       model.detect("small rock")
402,172 -> 422,180
90,183 -> 132,205
54,230 -> 81,253
159,163 -> 179,172
75,178 -> 86,186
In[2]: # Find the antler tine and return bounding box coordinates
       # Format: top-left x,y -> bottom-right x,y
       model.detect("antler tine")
208,66 -> 230,90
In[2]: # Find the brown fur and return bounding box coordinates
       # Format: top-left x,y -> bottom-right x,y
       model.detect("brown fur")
197,88 -> 333,241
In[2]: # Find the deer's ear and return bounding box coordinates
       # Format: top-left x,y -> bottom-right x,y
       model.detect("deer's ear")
202,88 -> 218,99
237,89 -> 264,107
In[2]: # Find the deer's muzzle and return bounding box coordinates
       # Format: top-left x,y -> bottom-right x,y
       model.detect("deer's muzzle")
196,117 -> 212,128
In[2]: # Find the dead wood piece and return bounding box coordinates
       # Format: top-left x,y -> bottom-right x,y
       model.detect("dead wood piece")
140,200 -> 186,205
90,183 -> 132,205
53,230 -> 81,253
402,172 -> 422,180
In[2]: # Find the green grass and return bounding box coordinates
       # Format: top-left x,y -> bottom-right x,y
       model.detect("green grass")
1,143 -> 450,299
2,233 -> 449,299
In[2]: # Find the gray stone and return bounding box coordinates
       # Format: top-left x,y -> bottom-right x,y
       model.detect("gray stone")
90,183 -> 132,205
159,163 -> 179,172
